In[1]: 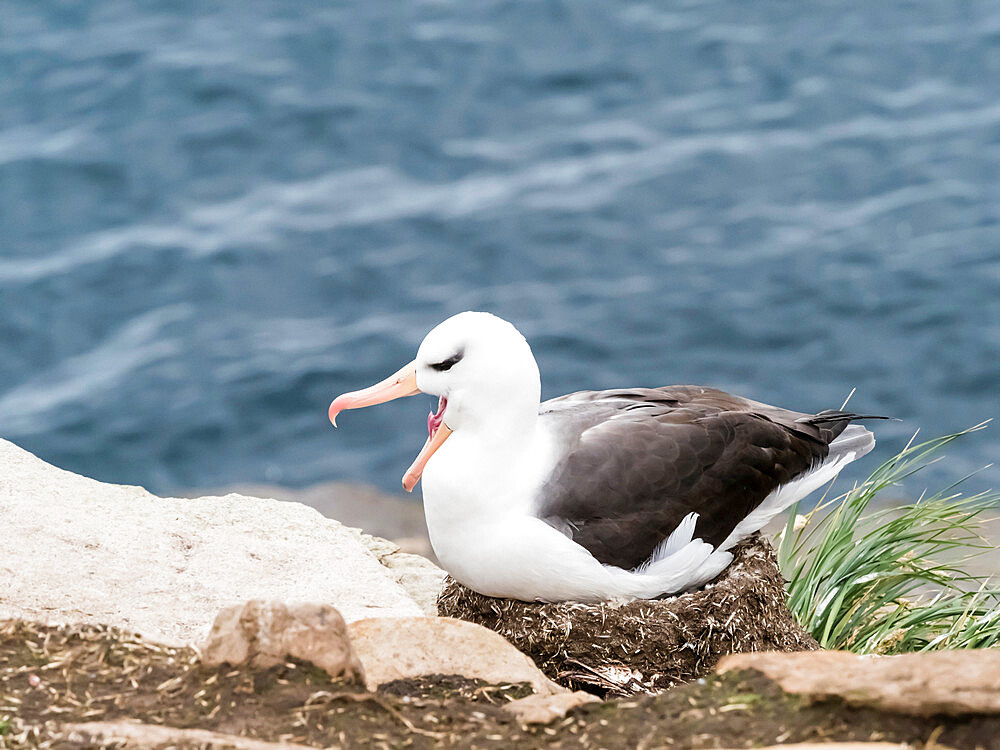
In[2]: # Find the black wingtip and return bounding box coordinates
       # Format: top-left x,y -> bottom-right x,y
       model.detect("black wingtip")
797,410 -> 895,425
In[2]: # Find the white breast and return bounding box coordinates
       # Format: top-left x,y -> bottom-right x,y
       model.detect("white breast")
419,423 -> 558,585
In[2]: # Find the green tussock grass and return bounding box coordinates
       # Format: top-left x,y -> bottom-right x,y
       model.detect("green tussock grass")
778,422 -> 1000,653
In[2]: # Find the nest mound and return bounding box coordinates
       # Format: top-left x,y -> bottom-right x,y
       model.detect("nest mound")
438,534 -> 818,695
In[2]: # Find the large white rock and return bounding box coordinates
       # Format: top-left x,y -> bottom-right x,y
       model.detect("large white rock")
0,438 -> 443,645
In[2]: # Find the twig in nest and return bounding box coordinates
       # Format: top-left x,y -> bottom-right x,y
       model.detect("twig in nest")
561,659 -> 646,696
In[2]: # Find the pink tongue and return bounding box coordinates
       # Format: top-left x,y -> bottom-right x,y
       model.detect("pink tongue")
427,397 -> 447,436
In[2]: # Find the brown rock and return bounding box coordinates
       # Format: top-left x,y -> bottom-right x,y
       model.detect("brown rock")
201,601 -> 363,682
347,616 -> 563,695
438,535 -> 817,695
504,691 -> 601,725
718,649 -> 1000,716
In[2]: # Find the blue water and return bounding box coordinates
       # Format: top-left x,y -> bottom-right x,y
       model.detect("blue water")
1,1 -> 998,498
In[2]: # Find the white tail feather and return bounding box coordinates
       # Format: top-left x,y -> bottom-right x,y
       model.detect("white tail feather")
686,549 -> 735,589
827,423 -> 876,460
637,511 -> 698,571
620,537 -> 714,598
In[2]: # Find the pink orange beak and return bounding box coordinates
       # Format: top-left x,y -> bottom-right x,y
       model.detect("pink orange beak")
328,360 -> 421,426
329,360 -> 453,492
402,399 -> 452,493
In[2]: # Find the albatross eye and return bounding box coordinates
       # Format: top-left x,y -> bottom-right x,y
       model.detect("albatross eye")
430,352 -> 463,372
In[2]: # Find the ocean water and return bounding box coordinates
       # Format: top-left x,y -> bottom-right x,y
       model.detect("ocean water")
1,1 -> 998,499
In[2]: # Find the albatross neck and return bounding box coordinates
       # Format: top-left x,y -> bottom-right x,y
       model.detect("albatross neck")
450,392 -> 541,449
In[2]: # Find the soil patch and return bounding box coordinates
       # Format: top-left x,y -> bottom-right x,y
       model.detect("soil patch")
438,534 -> 818,695
3,619 -> 1000,749
0,619 -> 520,748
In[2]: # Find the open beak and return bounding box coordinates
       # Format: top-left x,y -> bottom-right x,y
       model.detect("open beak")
328,360 -> 453,492
328,360 -> 420,426
402,398 -> 452,493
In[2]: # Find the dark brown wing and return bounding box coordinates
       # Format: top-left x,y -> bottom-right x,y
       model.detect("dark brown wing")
536,386 -> 856,570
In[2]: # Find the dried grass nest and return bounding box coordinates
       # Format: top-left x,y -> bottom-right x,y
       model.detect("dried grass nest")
437,534 -> 818,696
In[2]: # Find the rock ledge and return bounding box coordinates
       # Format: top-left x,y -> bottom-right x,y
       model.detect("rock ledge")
0,438 -> 437,644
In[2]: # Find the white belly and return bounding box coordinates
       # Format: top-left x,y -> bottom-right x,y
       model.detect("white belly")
419,426 -> 565,595
415,420 -> 743,602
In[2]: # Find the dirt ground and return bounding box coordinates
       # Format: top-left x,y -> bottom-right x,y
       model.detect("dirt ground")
3,619 -> 1000,749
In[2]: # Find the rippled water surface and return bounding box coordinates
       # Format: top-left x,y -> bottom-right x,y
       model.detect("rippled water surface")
1,1 -> 998,496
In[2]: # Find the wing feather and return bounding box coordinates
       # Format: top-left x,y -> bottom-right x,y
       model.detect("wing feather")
537,385 -> 847,570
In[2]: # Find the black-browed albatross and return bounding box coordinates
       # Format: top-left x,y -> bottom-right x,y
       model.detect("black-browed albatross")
329,311 -> 880,603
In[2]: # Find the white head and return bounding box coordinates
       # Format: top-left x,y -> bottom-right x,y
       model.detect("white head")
329,312 -> 541,491
415,312 -> 540,432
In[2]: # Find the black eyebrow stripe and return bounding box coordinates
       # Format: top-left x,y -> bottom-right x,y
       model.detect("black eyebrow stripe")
430,351 -> 464,371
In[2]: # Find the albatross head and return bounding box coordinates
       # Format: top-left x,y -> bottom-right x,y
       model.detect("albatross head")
328,311 -> 541,492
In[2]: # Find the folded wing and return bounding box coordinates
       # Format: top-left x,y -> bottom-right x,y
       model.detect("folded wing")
536,386 -> 871,570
